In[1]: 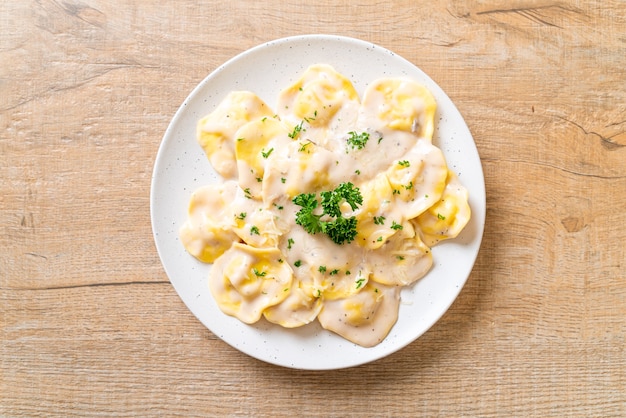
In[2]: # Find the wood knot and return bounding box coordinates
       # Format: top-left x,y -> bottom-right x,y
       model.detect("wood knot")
561,216 -> 584,233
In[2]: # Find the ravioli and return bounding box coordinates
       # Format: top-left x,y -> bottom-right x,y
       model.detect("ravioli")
180,64 -> 471,347
208,243 -> 293,324
197,91 -> 274,179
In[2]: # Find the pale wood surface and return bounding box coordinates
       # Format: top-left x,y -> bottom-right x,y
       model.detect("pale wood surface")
2,0 -> 625,416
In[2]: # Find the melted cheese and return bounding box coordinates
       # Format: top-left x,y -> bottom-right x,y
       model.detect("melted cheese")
182,64 -> 471,347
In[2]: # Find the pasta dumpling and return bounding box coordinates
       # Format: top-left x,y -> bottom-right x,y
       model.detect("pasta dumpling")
208,243 -> 294,324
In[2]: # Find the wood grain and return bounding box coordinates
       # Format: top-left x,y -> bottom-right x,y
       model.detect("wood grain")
1,0 -> 624,416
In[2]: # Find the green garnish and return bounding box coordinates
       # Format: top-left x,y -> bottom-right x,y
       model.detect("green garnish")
289,121 -> 304,139
373,216 -> 386,225
398,160 -> 410,167
287,238 -> 294,250
292,182 -> 362,245
318,265 -> 327,273
298,141 -> 312,152
243,188 -> 252,198
391,221 -> 403,230
329,269 -> 339,276
261,148 -> 274,158
323,216 -> 358,245
252,268 -> 267,277
355,277 -> 366,289
281,177 -> 286,184
294,260 -> 302,267
438,213 -> 446,220
293,193 -> 323,234
346,131 -> 370,150
320,182 -> 363,216
235,212 -> 247,220
250,225 -> 260,235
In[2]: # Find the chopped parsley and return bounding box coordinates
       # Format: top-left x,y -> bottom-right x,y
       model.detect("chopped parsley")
250,225 -> 260,235
281,177 -> 286,184
243,188 -> 252,199
305,110 -> 318,121
298,141 -> 311,152
373,216 -> 386,225
235,212 -> 247,220
437,213 -> 446,220
252,268 -> 267,277
398,160 -> 410,167
261,148 -> 274,158
288,121 -> 304,139
329,269 -> 339,276
318,265 -> 327,273
294,260 -> 302,267
355,277 -> 366,289
391,221 -> 403,230
287,238 -> 294,250
346,131 -> 370,150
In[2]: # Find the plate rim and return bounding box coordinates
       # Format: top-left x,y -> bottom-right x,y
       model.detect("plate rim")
150,34 -> 486,370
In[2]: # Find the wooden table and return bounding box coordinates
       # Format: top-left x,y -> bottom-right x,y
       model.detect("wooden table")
2,1 -> 625,416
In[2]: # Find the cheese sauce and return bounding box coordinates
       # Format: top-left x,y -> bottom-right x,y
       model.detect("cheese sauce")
181,64 -> 471,347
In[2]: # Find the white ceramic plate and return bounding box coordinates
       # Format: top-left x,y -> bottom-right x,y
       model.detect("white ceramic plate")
151,35 -> 485,370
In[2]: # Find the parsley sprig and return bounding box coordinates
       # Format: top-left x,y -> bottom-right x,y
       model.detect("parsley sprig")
346,131 -> 370,150
292,182 -> 363,245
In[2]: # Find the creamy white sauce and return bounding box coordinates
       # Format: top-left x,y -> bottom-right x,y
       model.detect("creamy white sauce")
180,64 -> 471,347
